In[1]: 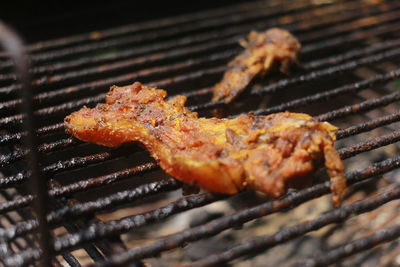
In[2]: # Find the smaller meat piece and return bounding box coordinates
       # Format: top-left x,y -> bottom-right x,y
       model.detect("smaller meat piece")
212,28 -> 301,103
65,82 -> 346,207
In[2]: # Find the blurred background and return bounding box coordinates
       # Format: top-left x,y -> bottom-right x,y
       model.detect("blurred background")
0,0 -> 245,42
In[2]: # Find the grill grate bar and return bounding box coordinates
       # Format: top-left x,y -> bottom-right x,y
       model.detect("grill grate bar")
186,187 -> 400,267
338,130 -> 400,159
2,249 -> 41,267
0,190 -> 80,267
316,91 -> 400,122
0,190 -> 36,250
0,137 -> 79,167
0,178 -> 180,243
0,148 -> 139,194
0,147 -> 145,190
336,112 -> 400,139
61,253 -> 82,267
254,69 -> 400,116
59,216 -> 106,263
0,122 -> 64,146
302,39 -> 400,70
303,225 -> 400,267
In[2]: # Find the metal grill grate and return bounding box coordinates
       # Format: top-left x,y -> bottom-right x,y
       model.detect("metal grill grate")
0,0 -> 400,266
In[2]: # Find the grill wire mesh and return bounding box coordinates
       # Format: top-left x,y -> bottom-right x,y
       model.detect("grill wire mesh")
0,0 -> 400,266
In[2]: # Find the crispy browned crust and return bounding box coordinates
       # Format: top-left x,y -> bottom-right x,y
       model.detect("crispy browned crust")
65,82 -> 346,206
212,28 -> 301,103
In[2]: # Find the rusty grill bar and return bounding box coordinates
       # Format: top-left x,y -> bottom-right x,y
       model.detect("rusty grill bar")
1,0 -> 400,266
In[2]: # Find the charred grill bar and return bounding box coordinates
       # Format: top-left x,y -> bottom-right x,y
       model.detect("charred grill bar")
1,0 -> 400,266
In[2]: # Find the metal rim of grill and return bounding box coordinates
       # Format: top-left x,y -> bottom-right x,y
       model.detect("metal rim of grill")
0,0 -> 400,266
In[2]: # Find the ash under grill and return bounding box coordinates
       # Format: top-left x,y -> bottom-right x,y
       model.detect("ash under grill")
0,0 -> 400,266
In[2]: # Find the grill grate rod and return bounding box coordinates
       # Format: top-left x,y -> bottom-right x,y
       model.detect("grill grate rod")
336,112 -> 400,139
1,115 -> 400,252
338,130 -> 400,159
0,138 -> 79,167
0,190 -> 37,265
61,253 -> 82,267
316,91 -> 400,122
186,187 -> 400,267
0,190 -> 82,267
301,39 -> 400,70
302,225 -> 400,267
253,69 -> 400,116
0,122 -> 64,146
0,146 -> 143,189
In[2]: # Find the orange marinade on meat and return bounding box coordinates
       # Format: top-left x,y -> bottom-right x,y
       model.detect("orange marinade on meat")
65,82 -> 346,206
212,28 -> 301,103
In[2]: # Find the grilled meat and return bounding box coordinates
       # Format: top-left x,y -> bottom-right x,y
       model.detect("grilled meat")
65,82 -> 346,206
212,28 -> 301,103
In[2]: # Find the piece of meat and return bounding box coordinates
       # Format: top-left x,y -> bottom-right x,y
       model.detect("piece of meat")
212,28 -> 301,103
65,82 -> 346,206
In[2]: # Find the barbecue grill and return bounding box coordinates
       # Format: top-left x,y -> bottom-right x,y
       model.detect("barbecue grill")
0,0 -> 400,266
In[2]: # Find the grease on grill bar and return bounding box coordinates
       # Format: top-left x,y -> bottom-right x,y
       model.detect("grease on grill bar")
1,0 -> 400,266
